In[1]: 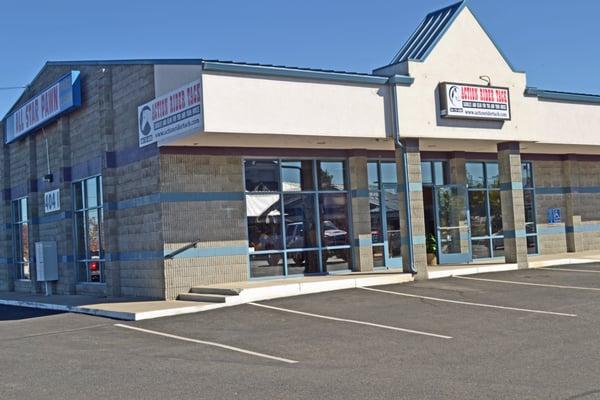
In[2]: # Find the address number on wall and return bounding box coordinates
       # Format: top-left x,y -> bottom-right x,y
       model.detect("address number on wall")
44,189 -> 61,213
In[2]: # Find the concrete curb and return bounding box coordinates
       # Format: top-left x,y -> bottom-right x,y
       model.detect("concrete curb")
0,273 -> 414,321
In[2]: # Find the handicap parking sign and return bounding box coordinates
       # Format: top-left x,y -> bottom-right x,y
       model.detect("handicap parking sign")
547,208 -> 561,224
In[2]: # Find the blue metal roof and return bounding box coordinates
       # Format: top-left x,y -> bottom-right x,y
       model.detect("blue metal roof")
390,1 -> 465,64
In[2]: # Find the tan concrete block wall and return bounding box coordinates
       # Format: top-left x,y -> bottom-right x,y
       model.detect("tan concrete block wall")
160,153 -> 248,299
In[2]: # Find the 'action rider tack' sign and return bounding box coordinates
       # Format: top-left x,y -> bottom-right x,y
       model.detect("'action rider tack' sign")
439,82 -> 511,121
138,79 -> 203,147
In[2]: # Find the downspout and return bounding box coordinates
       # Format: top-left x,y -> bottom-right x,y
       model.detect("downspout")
389,77 -> 416,274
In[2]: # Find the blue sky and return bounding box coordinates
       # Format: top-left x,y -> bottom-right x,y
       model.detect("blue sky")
1,0 -> 599,116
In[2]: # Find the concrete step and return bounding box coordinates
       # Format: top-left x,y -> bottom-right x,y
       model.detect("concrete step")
178,293 -> 229,303
190,287 -> 241,296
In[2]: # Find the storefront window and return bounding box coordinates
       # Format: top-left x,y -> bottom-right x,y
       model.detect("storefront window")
467,162 -> 503,259
466,162 -> 485,189
522,162 -> 538,254
73,176 -> 105,283
281,160 -> 314,191
12,198 -> 30,280
368,161 -> 402,269
245,160 -> 279,192
318,161 -> 346,191
421,161 -> 447,186
467,161 -> 539,258
245,159 -> 352,278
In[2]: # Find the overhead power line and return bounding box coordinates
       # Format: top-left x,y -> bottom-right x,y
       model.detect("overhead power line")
0,86 -> 27,90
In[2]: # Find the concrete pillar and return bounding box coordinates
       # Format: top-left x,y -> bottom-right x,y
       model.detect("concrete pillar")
447,152 -> 470,255
28,136 -> 41,294
448,152 -> 467,185
0,121 -> 13,291
563,155 -> 583,253
497,142 -> 528,268
348,154 -> 374,272
395,139 -> 428,279
57,117 -> 76,294
98,67 -> 121,297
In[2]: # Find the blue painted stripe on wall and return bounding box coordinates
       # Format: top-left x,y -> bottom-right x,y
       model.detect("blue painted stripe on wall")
408,183 -> 423,192
32,211 -> 72,225
105,194 -> 160,211
71,156 -> 103,182
160,192 -> 244,202
55,255 -> 76,263
354,237 -> 373,247
500,182 -> 523,191
537,225 -> 566,236
164,246 -> 248,259
105,251 -> 164,262
503,229 -> 527,239
105,192 -> 245,211
566,224 -> 600,234
535,187 -> 567,195
350,189 -> 370,198
536,186 -> 600,195
3,145 -> 159,197
412,235 -> 426,245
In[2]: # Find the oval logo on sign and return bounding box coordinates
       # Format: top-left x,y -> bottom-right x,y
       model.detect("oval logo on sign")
448,85 -> 461,107
139,105 -> 152,136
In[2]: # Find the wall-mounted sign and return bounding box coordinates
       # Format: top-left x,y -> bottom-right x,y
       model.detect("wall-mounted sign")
547,208 -> 561,224
138,79 -> 203,147
44,189 -> 61,214
439,82 -> 510,121
4,71 -> 82,143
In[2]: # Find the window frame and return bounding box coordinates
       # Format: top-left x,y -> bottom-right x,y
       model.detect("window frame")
367,159 -> 402,269
72,175 -> 105,283
243,158 -> 352,278
11,197 -> 30,280
522,161 -> 539,255
466,161 -> 504,259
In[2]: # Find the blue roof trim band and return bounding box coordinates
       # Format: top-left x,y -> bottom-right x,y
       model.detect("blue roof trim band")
525,87 -> 600,105
203,61 -> 414,86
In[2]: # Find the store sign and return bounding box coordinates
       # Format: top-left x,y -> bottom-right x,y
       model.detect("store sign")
439,82 -> 510,121
4,71 -> 82,143
138,79 -> 203,147
44,189 -> 61,214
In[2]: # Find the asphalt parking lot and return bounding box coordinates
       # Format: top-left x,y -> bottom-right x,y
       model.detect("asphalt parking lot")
2,264 -> 600,400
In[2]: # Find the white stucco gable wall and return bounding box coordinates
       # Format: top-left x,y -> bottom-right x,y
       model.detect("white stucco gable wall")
395,5 -> 600,147
395,6 -> 530,143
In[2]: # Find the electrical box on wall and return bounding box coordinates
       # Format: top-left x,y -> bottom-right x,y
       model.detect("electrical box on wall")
35,241 -> 58,282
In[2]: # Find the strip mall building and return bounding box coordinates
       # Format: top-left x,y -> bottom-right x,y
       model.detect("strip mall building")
1,1 -> 599,300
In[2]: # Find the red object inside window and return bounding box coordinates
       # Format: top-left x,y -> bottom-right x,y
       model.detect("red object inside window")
89,261 -> 99,272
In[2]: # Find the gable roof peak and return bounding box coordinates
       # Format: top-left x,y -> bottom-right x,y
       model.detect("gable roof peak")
390,1 -> 467,65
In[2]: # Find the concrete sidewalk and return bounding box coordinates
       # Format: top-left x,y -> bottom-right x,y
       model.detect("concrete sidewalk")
427,250 -> 600,279
0,271 -> 413,321
2,251 -> 599,321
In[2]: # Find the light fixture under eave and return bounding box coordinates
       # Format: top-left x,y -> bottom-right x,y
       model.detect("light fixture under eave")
479,75 -> 492,86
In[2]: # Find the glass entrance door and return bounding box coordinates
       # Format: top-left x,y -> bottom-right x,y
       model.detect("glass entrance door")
434,184 -> 472,264
368,161 -> 402,269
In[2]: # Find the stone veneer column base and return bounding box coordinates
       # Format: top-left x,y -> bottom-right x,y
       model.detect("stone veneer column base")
396,140 -> 428,279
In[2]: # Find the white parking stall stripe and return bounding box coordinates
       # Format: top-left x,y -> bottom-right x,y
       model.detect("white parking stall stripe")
114,324 -> 298,364
455,275 -> 600,291
248,302 -> 452,339
542,267 -> 600,274
360,287 -> 577,317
